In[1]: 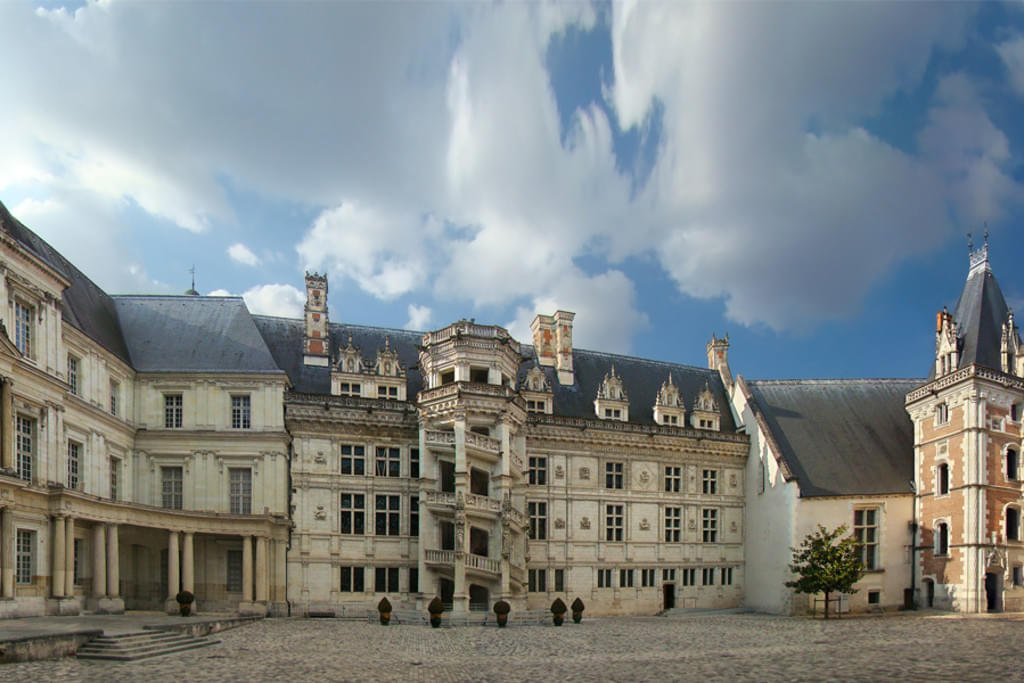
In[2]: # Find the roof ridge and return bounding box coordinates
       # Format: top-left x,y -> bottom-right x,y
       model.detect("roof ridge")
113,294 -> 244,300
750,378 -> 924,385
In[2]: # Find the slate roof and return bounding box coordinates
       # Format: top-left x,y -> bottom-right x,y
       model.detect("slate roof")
746,378 -> 920,497
935,261 -> 1014,379
253,316 -> 735,429
114,296 -> 283,374
0,200 -> 131,364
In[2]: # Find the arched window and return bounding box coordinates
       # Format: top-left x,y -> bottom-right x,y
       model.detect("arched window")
937,463 -> 949,495
936,522 -> 949,556
1008,507 -> 1021,542
1007,448 -> 1019,482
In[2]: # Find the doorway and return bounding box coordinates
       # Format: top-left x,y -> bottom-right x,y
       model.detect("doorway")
985,572 -> 1003,612
439,578 -> 455,609
663,583 -> 676,610
924,579 -> 934,608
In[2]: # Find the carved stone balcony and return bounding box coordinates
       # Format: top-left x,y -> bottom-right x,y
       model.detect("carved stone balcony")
464,553 -> 501,576
424,429 -> 456,451
425,549 -> 455,566
424,491 -> 456,511
463,430 -> 501,457
464,492 -> 502,515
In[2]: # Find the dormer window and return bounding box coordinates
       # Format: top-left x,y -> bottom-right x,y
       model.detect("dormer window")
690,381 -> 720,431
522,364 -> 553,415
595,365 -> 629,421
654,373 -> 685,427
339,382 -> 361,397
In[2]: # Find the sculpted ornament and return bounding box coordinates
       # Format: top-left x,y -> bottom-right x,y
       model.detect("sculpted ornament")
314,505 -> 327,521
579,517 -> 591,530
639,518 -> 651,531
554,518 -> 565,530
314,451 -> 327,464
502,528 -> 511,559
729,474 -> 738,488
579,467 -> 590,480
730,521 -> 738,532
638,470 -> 651,486
688,519 -> 697,530
555,464 -> 564,479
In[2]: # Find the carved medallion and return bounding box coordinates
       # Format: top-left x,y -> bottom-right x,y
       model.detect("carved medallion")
314,505 -> 327,521
638,470 -> 651,486
555,464 -> 564,479
579,467 -> 590,480
580,516 -> 591,530
639,518 -> 651,531
554,518 -> 565,530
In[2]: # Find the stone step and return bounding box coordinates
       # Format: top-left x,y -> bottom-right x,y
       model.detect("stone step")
77,638 -> 220,661
78,635 -> 203,654
77,631 -> 221,661
88,631 -> 184,645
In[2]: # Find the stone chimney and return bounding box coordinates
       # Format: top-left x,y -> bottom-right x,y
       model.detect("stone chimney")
531,313 -> 556,367
303,271 -> 330,367
707,333 -> 732,388
554,310 -> 575,386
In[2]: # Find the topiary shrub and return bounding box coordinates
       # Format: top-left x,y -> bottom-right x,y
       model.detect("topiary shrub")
571,597 -> 585,624
378,597 -> 392,625
551,597 -> 566,626
493,599 -> 511,627
175,590 -> 194,616
428,596 -> 444,628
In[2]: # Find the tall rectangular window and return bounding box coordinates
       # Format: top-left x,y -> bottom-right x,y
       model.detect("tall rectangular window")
161,466 -> 183,510
554,568 -> 565,592
14,301 -> 33,357
340,494 -> 365,535
597,568 -> 612,588
16,529 -> 34,584
664,466 -> 681,493
74,538 -> 82,584
410,496 -> 419,537
16,416 -> 33,482
410,448 -> 420,478
619,568 -> 634,588
67,355 -> 80,396
528,501 -> 547,540
937,462 -> 950,495
375,446 -> 400,477
164,394 -> 183,428
854,508 -> 878,569
229,468 -> 252,515
67,441 -> 81,490
231,395 -> 251,429
662,568 -> 676,583
702,508 -> 718,543
375,495 -> 400,536
340,445 -> 365,475
605,504 -> 624,541
702,567 -> 715,586
340,566 -> 365,592
681,568 -> 696,586
109,456 -> 121,501
409,568 -> 419,594
226,550 -> 243,592
721,567 -> 734,585
664,506 -> 682,542
375,567 -> 399,592
605,461 -> 624,489
528,568 -> 547,593
109,380 -> 120,416
702,469 -> 718,494
528,456 -> 547,485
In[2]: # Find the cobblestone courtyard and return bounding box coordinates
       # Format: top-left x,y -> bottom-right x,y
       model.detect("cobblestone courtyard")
2,613 -> 1023,682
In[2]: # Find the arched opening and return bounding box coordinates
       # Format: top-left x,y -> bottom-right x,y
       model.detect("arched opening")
1007,448 -> 1019,482
923,579 -> 935,608
468,584 -> 489,611
1007,507 -> 1021,542
937,463 -> 949,495
935,522 -> 949,556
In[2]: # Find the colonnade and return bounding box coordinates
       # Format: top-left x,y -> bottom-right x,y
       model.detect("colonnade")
165,532 -> 271,603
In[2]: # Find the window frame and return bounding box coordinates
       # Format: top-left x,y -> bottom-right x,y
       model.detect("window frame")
340,444 -> 366,476
16,529 -> 34,584
340,566 -> 365,592
853,507 -> 879,570
664,465 -> 681,493
66,440 -> 81,490
67,354 -> 80,396
528,501 -> 547,540
701,508 -> 718,543
164,393 -> 183,429
605,503 -> 624,542
340,493 -> 366,535
15,415 -> 33,482
375,494 -> 401,536
605,461 -> 624,489
374,446 -> 401,478
702,469 -> 718,495
161,466 -> 183,510
528,455 -> 548,486
13,299 -> 33,358
664,506 -> 682,543
231,394 -> 252,430
229,467 -> 253,515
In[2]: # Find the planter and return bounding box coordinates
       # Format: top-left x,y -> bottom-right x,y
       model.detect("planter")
379,612 -> 391,625
179,604 -> 191,617
552,613 -> 564,626
572,611 -> 582,624
430,615 -> 441,628
496,613 -> 508,628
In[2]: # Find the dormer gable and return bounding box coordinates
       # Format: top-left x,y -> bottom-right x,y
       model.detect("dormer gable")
935,307 -> 959,377
690,381 -> 720,431
522,363 -> 553,414
1001,310 -> 1023,376
373,336 -> 407,400
653,373 -> 685,426
331,335 -> 366,397
594,364 -> 629,421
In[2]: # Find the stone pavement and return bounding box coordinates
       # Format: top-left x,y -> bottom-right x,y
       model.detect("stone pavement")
3,612 -> 1024,682
0,611 -> 237,640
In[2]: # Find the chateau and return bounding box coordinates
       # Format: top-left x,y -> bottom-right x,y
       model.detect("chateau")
0,199 -> 1018,618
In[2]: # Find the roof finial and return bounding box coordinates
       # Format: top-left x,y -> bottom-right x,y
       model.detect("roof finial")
184,264 -> 199,296
967,231 -> 973,253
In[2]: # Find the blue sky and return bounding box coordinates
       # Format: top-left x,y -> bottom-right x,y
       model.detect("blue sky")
2,1 -> 1024,381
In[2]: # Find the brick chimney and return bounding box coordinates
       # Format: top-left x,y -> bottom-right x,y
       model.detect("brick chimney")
707,333 -> 732,389
303,271 -> 330,367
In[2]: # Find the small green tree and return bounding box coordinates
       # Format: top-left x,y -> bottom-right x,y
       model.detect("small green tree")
786,524 -> 865,619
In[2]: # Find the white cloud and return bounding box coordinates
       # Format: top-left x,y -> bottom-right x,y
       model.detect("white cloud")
240,284 -> 305,318
997,35 -> 1024,95
227,242 -> 261,267
405,304 -> 432,331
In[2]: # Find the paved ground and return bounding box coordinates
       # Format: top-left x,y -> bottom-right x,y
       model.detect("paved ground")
2,611 -> 1024,682
0,611 -> 238,640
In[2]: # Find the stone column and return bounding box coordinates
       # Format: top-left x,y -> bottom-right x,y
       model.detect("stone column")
64,517 -> 74,597
106,524 -> 119,598
52,516 -> 66,598
182,532 -> 194,593
167,531 -> 180,600
1,506 -> 13,597
255,536 -> 268,601
1,379 -> 12,470
92,525 -> 106,598
242,535 -> 253,602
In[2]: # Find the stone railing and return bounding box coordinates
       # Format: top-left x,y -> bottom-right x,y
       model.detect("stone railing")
422,321 -> 521,353
425,549 -> 455,565
465,493 -> 502,514
464,431 -> 501,453
425,491 -> 456,507
465,554 -> 501,574
424,430 -> 456,447
906,364 -> 1024,404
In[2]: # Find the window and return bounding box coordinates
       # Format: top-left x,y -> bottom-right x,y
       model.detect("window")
375,495 -> 400,536
605,504 -> 624,541
620,568 -> 634,587
375,567 -> 399,592
702,508 -> 718,543
231,395 -> 251,429
109,380 -> 120,416
1007,507 -> 1021,542
226,550 -> 243,592
554,568 -> 565,592
229,468 -> 252,515
340,445 -> 365,475
720,567 -> 733,585
936,402 -> 949,425
681,568 -> 696,586
664,507 -> 682,542
597,568 -> 613,588
528,456 -> 547,485
164,394 -> 183,428
65,441 -> 81,490
161,466 -> 183,510
867,590 -> 880,605
378,385 -> 399,399
15,416 -> 32,482
67,355 -> 80,396
341,494 -> 365,535
1014,566 -> 1023,587
16,529 -> 34,584
663,569 -> 676,583
14,300 -> 33,357
339,382 -> 361,397
641,568 -> 656,587
110,457 -> 120,501
528,501 -> 547,540
664,466 -> 681,493
440,370 -> 455,385
409,568 -> 418,594
937,462 -> 949,495
375,447 -> 400,477
1008,448 -> 1019,482
853,508 -> 878,569
529,568 -> 547,593
410,496 -> 419,537
1012,403 -> 1022,422
935,521 -> 949,556
702,567 -> 715,586
73,538 -> 82,585
605,461 -> 624,489
603,407 -> 622,419
469,367 -> 489,383
702,469 -> 718,494
526,399 -> 546,413
340,566 -> 365,592
410,448 -> 419,478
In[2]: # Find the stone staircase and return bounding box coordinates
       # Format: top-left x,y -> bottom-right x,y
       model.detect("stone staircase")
76,629 -> 220,661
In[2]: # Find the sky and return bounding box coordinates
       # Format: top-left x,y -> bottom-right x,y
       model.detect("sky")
2,0 -> 1024,381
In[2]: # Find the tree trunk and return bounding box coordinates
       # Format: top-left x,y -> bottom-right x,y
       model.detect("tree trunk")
824,591 -> 830,620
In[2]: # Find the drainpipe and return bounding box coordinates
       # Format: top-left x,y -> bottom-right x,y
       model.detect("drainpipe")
909,479 -> 917,609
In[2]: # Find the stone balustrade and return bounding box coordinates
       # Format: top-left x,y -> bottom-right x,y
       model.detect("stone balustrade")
464,431 -> 500,453
425,549 -> 455,565
424,491 -> 456,507
465,553 -> 501,575
424,430 -> 456,447
464,493 -> 502,514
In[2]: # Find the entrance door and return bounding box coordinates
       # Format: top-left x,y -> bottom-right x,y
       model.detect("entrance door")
985,572 -> 1003,612
439,578 -> 455,609
925,579 -> 934,608
663,583 -> 676,609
